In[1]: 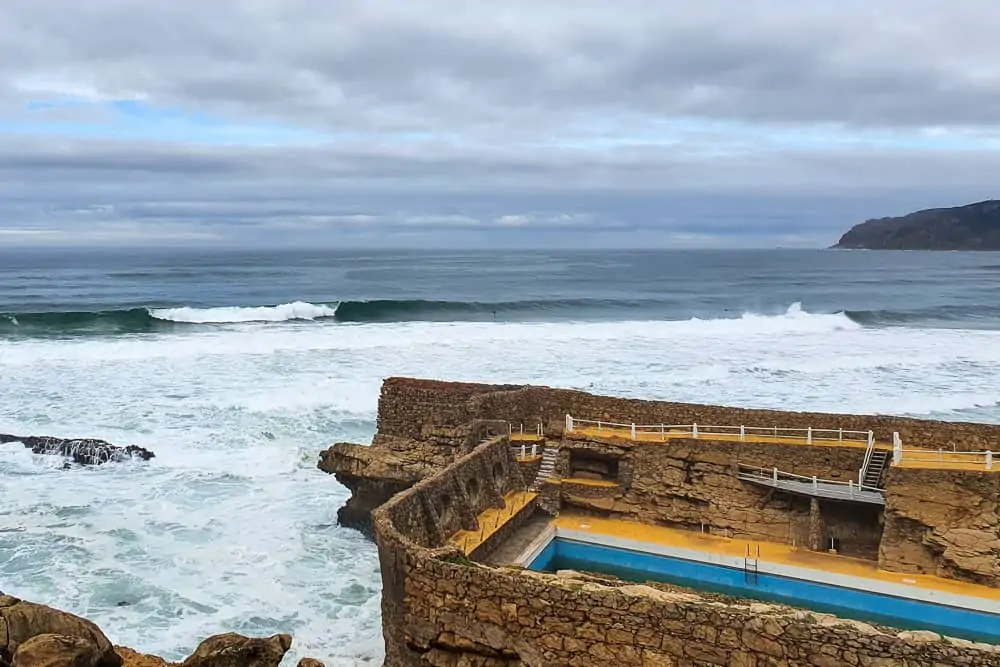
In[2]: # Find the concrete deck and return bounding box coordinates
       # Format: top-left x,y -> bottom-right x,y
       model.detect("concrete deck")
552,513 -> 1000,604
448,490 -> 537,555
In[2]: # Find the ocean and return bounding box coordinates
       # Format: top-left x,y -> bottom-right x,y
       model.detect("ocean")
2,247 -> 1000,665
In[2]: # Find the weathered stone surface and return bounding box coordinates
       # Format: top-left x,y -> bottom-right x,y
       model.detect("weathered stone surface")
295,659 -> 325,667
879,467 -> 1000,586
113,647 -> 171,667
179,633 -> 291,667
0,594 -> 120,667
12,634 -> 104,667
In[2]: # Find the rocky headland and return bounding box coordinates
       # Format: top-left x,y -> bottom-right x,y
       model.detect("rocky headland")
833,199 -> 1000,250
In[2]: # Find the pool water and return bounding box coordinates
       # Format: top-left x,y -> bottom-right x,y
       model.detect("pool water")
528,538 -> 1000,645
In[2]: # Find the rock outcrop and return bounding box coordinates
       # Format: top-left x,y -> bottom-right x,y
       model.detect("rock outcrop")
318,419 -> 506,533
1,594 -> 121,667
833,199 -> 1000,250
0,434 -> 154,465
179,633 -> 291,667
880,467 -> 1000,585
0,593 -> 291,667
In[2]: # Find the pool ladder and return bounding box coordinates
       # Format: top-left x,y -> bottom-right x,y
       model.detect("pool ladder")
744,544 -> 760,585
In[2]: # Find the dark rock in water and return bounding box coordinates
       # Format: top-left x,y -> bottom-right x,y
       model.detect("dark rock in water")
0,434 -> 154,465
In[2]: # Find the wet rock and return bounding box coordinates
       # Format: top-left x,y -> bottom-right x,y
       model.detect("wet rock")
0,434 -> 154,465
179,633 -> 292,667
0,594 -> 121,667
296,660 -> 325,667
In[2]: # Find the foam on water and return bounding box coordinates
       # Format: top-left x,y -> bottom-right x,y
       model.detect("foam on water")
2,304 -> 1000,665
150,301 -> 338,324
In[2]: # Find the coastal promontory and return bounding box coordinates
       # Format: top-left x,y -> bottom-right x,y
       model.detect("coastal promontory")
833,199 -> 1000,250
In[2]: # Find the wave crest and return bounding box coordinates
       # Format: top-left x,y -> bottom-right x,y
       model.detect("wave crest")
151,302 -> 338,324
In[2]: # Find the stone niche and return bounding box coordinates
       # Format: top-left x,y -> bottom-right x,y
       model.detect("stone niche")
568,449 -> 621,483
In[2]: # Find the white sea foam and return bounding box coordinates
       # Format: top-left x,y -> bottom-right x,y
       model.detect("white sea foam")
150,301 -> 338,324
2,304 -> 1000,665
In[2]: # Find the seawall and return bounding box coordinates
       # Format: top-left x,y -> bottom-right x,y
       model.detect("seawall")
372,431 -> 1000,666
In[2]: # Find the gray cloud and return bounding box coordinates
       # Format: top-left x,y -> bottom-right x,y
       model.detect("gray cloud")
1,0 -> 999,247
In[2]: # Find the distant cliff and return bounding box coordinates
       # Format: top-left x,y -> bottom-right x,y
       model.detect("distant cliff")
833,200 -> 1000,250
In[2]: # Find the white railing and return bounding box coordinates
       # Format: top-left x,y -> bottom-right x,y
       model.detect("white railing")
858,431 -> 878,484
896,447 -> 994,471
565,414 -> 873,446
509,422 -> 543,438
739,465 -> 884,500
514,443 -> 541,459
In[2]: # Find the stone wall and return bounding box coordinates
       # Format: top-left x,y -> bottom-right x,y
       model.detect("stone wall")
373,440 -> 1000,667
376,379 -> 521,439
880,466 -> 1000,586
380,377 -> 1000,451
555,437 -> 883,555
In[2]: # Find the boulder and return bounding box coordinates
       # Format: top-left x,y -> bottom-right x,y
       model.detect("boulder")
296,660 -> 325,667
12,634 -> 104,667
0,595 -> 121,667
179,633 -> 292,667
113,647 -> 171,667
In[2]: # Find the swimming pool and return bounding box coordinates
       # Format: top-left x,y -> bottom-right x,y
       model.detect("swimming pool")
528,537 -> 1000,645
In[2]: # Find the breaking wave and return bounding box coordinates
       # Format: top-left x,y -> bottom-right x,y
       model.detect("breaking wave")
2,298 -> 997,337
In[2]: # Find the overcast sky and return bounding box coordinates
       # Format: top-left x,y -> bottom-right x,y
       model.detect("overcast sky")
2,1 -> 999,249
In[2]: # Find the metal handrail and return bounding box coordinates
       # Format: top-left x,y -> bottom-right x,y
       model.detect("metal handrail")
738,464 -> 883,494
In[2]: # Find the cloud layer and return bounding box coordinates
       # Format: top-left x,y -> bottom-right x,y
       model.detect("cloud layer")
2,1 -> 999,247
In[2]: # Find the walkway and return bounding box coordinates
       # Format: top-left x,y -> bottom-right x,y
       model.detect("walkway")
568,416 -> 998,473
448,490 -> 537,556
571,425 -> 888,451
738,466 -> 884,505
896,449 -> 997,473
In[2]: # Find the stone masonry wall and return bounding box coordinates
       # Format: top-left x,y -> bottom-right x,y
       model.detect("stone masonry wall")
557,437 -> 882,556
378,377 -> 1000,451
374,440 -> 1000,667
880,466 -> 1000,586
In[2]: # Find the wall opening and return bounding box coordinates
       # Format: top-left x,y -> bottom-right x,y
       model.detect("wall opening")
492,461 -> 507,491
568,450 -> 620,482
465,477 -> 481,506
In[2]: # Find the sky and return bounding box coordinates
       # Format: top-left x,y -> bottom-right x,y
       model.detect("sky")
2,0 -> 1000,249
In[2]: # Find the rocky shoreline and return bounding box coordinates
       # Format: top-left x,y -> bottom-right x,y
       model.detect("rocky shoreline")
0,592 -> 324,667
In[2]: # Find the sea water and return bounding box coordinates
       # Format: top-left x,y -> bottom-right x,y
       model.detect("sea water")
2,248 -> 1000,665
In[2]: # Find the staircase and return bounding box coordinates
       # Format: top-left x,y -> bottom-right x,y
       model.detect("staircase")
862,449 -> 891,488
531,445 -> 559,490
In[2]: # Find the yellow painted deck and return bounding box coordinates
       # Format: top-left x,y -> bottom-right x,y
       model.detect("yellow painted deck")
510,433 -> 544,442
449,490 -> 537,555
896,453 -> 996,473
554,513 -> 1000,602
573,425 -> 997,473
558,477 -> 619,488
573,425 -> 888,451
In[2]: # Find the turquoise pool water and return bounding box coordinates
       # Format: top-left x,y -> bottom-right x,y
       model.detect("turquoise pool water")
528,538 -> 1000,645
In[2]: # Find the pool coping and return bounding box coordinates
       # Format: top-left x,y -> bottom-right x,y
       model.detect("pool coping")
513,521 -> 1000,617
